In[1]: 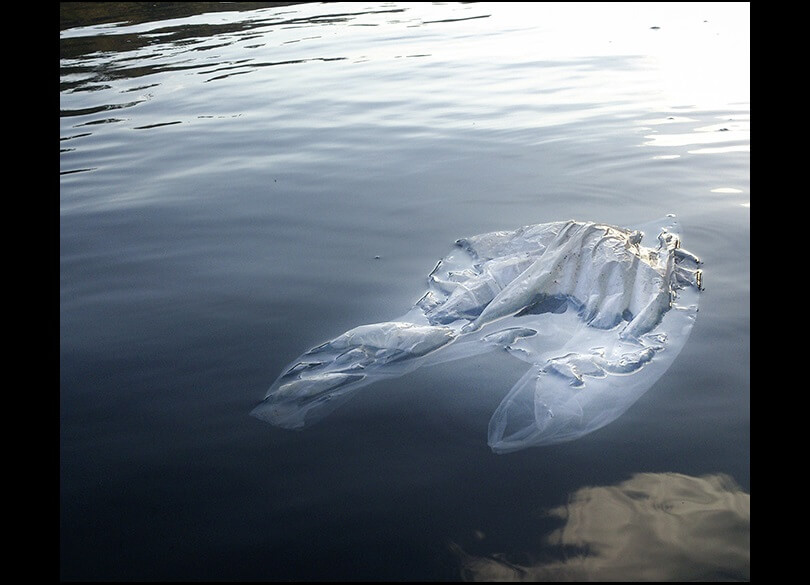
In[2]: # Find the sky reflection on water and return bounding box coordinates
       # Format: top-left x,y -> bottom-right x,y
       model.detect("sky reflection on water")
451,472 -> 749,581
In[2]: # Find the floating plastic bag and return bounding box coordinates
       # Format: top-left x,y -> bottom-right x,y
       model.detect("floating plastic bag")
251,217 -> 702,453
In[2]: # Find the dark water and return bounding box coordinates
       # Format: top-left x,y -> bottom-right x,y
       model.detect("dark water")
60,2 -> 750,580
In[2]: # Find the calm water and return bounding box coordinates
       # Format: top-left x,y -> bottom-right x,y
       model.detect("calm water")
60,2 -> 750,580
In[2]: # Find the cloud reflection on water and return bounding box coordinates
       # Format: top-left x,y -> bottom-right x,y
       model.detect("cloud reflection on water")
451,472 -> 749,581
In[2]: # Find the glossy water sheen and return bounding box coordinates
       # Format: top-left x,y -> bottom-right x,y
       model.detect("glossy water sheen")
60,2 -> 750,581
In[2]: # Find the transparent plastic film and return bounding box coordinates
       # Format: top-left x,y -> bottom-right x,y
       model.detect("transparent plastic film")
251,216 -> 701,452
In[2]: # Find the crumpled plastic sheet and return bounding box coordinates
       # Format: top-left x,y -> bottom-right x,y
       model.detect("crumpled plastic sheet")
251,216 -> 702,453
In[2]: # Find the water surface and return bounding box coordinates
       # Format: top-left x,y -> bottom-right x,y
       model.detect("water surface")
60,2 -> 749,580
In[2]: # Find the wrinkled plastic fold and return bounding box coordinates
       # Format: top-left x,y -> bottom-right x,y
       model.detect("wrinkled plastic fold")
252,217 -> 702,453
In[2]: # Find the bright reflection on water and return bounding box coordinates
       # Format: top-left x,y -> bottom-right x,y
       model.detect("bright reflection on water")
451,472 -> 749,581
60,2 -> 749,581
